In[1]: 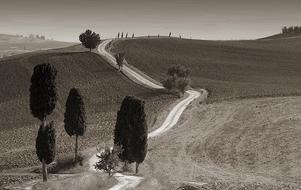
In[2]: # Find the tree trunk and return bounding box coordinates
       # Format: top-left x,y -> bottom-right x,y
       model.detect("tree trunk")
42,159 -> 47,182
135,162 -> 139,174
89,48 -> 91,52
43,117 -> 46,128
123,160 -> 128,171
75,135 -> 78,162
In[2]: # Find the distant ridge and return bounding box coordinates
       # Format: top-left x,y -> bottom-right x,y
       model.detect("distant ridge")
259,33 -> 301,40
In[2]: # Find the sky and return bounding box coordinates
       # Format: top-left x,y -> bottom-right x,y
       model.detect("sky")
0,0 -> 301,42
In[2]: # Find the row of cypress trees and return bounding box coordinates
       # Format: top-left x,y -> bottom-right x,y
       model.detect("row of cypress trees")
29,63 -> 148,180
30,63 -> 86,182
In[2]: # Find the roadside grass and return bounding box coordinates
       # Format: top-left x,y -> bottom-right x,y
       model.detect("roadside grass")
111,38 -> 301,102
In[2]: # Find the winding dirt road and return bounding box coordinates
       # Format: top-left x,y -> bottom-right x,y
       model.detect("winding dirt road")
93,39 -> 205,190
13,39 -> 205,190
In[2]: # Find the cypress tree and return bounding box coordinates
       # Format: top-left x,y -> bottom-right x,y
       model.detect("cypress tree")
64,88 -> 86,161
30,63 -> 58,182
128,98 -> 148,174
114,96 -> 148,173
36,122 -> 56,182
30,63 -> 58,123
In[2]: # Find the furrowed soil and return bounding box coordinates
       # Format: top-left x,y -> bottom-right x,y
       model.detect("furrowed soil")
0,45 -> 176,188
112,38 -> 301,102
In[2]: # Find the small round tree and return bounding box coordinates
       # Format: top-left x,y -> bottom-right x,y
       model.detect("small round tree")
36,122 -> 56,182
115,53 -> 125,71
64,88 -> 86,161
79,29 -> 101,52
163,65 -> 190,96
30,63 -> 58,124
95,145 -> 122,176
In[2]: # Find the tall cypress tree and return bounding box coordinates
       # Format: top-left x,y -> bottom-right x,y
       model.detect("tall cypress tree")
36,122 -> 56,182
64,88 -> 86,161
114,96 -> 148,173
128,98 -> 148,174
30,63 -> 58,124
30,63 -> 57,182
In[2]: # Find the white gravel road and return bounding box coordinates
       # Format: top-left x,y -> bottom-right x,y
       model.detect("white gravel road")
92,39 -> 204,190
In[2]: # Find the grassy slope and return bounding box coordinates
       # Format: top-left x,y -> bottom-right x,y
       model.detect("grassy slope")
260,33 -> 301,40
137,96 -> 301,189
0,45 -> 176,174
112,38 -> 301,101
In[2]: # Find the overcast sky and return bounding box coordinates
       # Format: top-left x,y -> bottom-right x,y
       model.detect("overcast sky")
0,0 -> 301,42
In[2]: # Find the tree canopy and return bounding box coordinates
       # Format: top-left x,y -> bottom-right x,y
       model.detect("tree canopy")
36,121 -> 56,165
30,63 -> 58,121
64,88 -> 86,137
114,96 -> 148,172
79,29 -> 101,51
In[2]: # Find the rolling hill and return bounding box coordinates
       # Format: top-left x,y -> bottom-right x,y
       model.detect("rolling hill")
111,37 -> 301,102
0,34 -> 76,58
0,45 -> 176,187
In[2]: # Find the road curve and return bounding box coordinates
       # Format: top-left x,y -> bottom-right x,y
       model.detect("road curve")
98,40 -> 164,90
93,39 -> 206,190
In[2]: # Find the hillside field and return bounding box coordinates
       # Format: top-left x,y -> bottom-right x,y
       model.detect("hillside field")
111,37 -> 301,102
0,45 -> 176,188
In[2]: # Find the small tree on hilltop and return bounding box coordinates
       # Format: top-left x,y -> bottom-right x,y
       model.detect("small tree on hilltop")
36,122 -> 56,182
115,53 -> 125,71
79,29 -> 101,52
64,88 -> 86,161
30,63 -> 58,124
114,96 -> 148,173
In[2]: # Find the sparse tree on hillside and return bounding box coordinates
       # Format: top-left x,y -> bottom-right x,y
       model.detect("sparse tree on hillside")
118,32 -> 120,39
163,65 -> 190,96
79,29 -> 101,52
132,33 -> 135,38
126,32 -> 128,38
30,63 -> 58,124
121,32 -> 124,38
115,53 -> 125,71
282,26 -> 288,34
95,146 -> 122,176
36,122 -> 56,182
114,96 -> 148,173
64,88 -> 86,161
169,32 -> 172,37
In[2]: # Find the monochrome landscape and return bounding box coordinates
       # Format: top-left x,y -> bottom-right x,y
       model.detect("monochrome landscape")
0,0 -> 301,189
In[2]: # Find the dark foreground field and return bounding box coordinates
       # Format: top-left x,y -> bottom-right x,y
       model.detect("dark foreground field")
0,45 -> 175,188
112,37 -> 301,102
